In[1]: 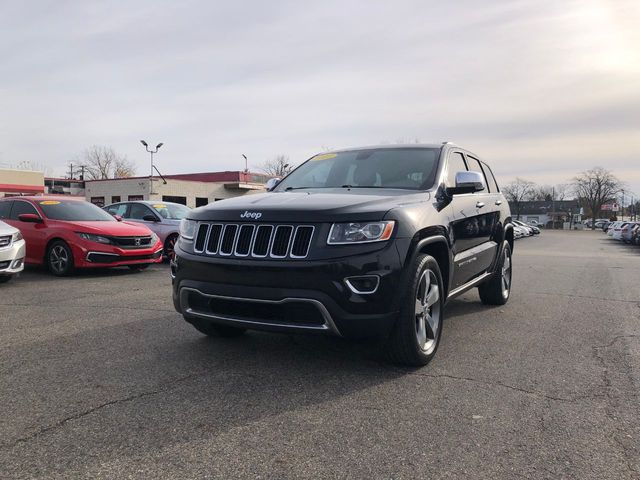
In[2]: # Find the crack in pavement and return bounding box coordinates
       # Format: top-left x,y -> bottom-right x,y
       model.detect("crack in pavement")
1,371 -> 204,451
395,370 -> 602,404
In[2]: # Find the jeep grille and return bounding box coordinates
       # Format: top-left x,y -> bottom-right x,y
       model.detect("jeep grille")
193,223 -> 314,259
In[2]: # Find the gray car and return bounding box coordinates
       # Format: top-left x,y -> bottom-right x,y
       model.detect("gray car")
104,201 -> 191,259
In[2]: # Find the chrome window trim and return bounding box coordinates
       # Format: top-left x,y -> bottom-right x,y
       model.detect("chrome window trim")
180,287 -> 341,336
269,224 -> 294,258
290,225 -> 315,259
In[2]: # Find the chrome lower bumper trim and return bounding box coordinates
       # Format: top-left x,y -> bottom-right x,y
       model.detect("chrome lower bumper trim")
180,287 -> 342,336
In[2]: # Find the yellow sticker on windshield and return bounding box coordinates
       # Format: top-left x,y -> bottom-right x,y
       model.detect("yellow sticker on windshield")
311,153 -> 337,161
40,201 -> 61,205
153,204 -> 167,209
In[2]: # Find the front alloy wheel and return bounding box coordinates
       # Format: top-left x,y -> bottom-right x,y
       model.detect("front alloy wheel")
47,241 -> 74,276
387,254 -> 445,366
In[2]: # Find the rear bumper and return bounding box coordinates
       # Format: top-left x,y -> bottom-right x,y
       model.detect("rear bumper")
0,239 -> 26,275
171,245 -> 404,338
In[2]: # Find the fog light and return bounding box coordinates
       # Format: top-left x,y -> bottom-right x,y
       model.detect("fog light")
11,258 -> 23,269
345,275 -> 380,294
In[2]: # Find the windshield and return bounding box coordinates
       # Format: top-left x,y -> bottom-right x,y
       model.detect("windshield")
39,200 -> 116,221
274,147 -> 441,191
151,202 -> 190,220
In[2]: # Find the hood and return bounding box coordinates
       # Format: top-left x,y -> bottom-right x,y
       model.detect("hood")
190,189 -> 430,223
58,220 -> 153,236
0,220 -> 19,235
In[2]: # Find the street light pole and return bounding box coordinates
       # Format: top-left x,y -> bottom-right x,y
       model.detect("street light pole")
141,140 -> 163,196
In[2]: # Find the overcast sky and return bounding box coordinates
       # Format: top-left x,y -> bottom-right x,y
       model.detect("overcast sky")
1,0 -> 639,196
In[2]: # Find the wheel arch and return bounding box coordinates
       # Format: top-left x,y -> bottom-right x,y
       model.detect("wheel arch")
43,237 -> 72,264
403,231 -> 452,299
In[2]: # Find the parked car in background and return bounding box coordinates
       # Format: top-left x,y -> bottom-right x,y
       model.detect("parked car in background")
0,219 -> 26,283
631,224 -> 640,245
0,197 -> 163,276
513,225 -> 528,239
606,221 -> 621,237
104,200 -> 191,260
513,220 -> 537,236
621,222 -> 638,244
601,221 -> 611,232
611,222 -> 628,241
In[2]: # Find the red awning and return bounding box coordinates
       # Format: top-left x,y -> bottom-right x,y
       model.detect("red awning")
0,183 -> 45,194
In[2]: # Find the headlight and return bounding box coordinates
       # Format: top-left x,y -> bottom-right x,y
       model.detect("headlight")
180,219 -> 197,240
12,231 -> 23,242
76,232 -> 113,244
150,232 -> 159,244
327,221 -> 395,244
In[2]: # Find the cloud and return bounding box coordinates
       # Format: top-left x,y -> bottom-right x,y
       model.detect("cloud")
0,0 -> 638,194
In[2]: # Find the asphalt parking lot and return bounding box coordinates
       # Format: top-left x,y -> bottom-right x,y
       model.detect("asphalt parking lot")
1,230 -> 639,479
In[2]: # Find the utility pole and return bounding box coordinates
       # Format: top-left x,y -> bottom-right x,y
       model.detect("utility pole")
551,186 -> 555,230
621,189 -> 625,221
67,163 -> 74,180
78,165 -> 86,181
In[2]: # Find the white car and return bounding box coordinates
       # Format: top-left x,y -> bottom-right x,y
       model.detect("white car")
0,219 -> 26,283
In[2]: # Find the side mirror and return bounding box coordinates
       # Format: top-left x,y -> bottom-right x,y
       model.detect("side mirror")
114,214 -> 123,222
448,171 -> 486,195
143,214 -> 159,222
18,213 -> 43,223
265,178 -> 280,191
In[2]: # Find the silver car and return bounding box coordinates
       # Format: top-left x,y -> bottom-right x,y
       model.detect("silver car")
104,201 -> 191,259
0,219 -> 26,283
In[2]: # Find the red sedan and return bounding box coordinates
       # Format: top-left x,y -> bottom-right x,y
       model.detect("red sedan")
0,196 -> 163,276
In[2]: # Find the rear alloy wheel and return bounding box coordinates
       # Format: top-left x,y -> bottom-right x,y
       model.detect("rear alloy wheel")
190,318 -> 247,338
47,240 -> 74,276
164,234 -> 178,261
387,254 -> 444,366
478,241 -> 512,305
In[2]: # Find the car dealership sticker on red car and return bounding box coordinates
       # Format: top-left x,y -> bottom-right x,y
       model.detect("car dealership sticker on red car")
0,196 -> 164,276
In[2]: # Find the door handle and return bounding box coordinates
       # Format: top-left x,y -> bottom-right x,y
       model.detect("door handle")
476,202 -> 485,209
495,200 -> 502,205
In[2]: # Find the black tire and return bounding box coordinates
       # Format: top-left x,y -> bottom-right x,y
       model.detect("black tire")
478,241 -> 512,306
386,254 -> 444,367
47,240 -> 74,276
164,234 -> 178,261
189,318 -> 247,338
128,264 -> 150,271
0,275 -> 12,283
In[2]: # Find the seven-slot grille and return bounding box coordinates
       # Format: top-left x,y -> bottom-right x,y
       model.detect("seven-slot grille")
0,235 -> 12,248
194,223 -> 314,259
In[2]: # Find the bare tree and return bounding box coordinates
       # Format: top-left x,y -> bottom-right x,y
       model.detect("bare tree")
258,154 -> 293,177
78,145 -> 136,180
572,167 -> 622,229
502,178 -> 536,219
13,160 -> 54,176
531,183 -> 569,202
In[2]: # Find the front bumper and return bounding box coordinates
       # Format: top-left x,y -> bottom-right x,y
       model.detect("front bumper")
0,238 -> 26,275
72,240 -> 164,268
171,244 -> 405,338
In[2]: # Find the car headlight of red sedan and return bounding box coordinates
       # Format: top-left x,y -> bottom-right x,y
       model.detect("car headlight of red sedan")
76,232 -> 114,245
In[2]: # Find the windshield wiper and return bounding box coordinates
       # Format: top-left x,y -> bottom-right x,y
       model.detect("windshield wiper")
284,186 -> 312,191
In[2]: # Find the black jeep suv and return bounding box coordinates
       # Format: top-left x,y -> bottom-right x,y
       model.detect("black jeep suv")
172,143 -> 513,366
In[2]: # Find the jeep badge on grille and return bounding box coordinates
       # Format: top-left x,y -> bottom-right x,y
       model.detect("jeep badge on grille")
240,211 -> 262,220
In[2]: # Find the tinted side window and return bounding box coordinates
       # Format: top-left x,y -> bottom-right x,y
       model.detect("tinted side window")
10,201 -> 39,219
106,203 -> 128,216
481,162 -> 500,193
128,203 -> 154,220
0,201 -> 12,219
447,152 -> 467,187
465,157 -> 488,192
